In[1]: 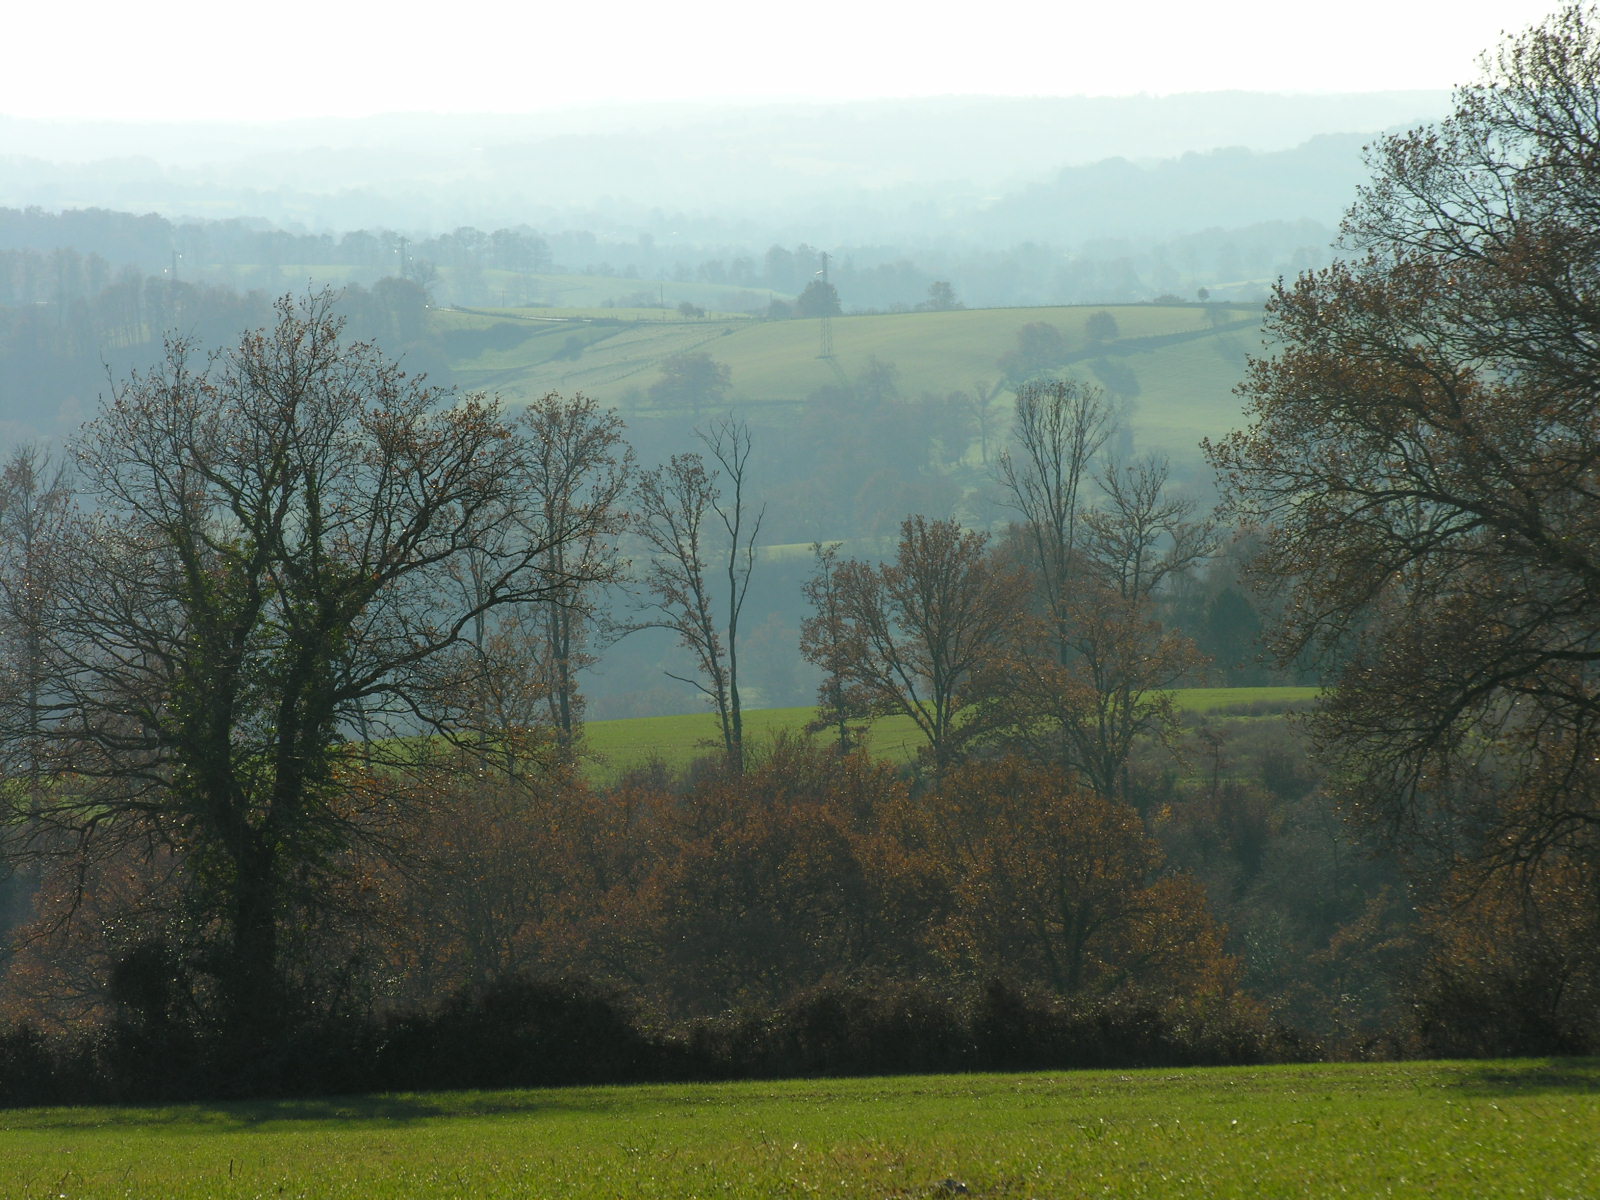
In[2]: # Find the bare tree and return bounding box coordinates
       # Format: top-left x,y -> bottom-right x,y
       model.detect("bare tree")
449,395 -> 629,772
0,445 -> 72,933
985,452 -> 1214,802
519,393 -> 632,753
1084,455 -> 1216,602
634,417 -> 763,771
981,592 -> 1207,802
2,293 -> 623,1046
995,377 -> 1114,657
802,516 -> 1025,773
964,379 -> 1006,466
0,446 -> 71,796
799,541 -> 873,754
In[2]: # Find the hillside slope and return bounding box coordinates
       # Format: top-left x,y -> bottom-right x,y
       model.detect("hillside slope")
440,301 -> 1264,468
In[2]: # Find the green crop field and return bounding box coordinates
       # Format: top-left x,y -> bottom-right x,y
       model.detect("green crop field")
581,704 -> 931,778
436,302 -> 1264,466
463,270 -> 781,315
1169,686 -> 1318,713
2,1059 -> 1593,1198
580,688 -> 1319,779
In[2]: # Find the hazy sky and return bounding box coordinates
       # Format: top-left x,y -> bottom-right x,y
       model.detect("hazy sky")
8,0 -> 1566,122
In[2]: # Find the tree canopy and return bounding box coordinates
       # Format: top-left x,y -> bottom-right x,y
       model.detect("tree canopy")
800,516 -> 1024,772
1208,3 -> 1600,894
647,352 -> 731,415
795,279 -> 842,318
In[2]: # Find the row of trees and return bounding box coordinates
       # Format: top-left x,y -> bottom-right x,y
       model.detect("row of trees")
0,274 -> 436,444
0,213 -> 840,313
0,199 -> 1328,314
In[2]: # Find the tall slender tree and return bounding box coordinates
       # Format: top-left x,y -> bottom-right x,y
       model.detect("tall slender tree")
634,418 -> 763,771
995,377 -> 1113,660
984,452 -> 1212,800
0,445 -> 72,933
800,541 -> 873,754
520,393 -> 632,754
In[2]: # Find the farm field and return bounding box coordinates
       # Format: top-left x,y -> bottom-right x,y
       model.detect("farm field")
2,1058 -> 1593,1198
436,302 -> 1264,467
581,687 -> 1319,779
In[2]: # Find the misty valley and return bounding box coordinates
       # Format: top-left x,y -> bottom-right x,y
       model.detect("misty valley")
0,26 -> 1596,1198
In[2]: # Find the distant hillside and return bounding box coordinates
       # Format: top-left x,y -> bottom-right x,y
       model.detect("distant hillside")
437,301 -> 1264,471
0,93 -> 1444,240
973,134 -> 1379,241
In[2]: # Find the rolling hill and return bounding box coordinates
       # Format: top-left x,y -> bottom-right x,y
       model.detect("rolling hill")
437,300 -> 1266,469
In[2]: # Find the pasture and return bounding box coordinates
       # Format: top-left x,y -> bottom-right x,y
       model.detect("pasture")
2,1059 -> 1592,1198
580,687 -> 1319,779
437,302 -> 1264,467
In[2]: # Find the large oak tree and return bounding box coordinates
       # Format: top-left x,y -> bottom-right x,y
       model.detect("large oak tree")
3,294 -> 620,1046
1208,6 -> 1600,909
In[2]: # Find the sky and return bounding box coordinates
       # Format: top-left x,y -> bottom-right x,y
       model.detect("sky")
6,0 -> 1569,122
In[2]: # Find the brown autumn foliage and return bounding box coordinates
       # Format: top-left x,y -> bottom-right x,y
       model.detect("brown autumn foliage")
1409,854 -> 1600,1056
981,444 -> 1213,801
918,760 -> 1237,999
307,737 -> 1255,1023
0,840 -> 181,1032
610,738 -> 938,1015
974,589 -> 1206,802
348,750 -> 659,1011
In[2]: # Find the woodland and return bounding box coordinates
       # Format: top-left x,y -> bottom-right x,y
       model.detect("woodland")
0,8 -> 1599,1105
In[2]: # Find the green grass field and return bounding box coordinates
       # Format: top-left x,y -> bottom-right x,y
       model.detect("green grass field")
580,688 -> 1319,779
436,302 -> 1264,466
581,704 -> 937,778
1170,686 -> 1318,713
2,1059 -> 1592,1198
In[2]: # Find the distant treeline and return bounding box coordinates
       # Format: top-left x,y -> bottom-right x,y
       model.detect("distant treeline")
0,269 -> 437,440
0,204 -> 1331,314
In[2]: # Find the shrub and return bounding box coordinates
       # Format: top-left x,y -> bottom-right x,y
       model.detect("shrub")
377,976 -> 663,1091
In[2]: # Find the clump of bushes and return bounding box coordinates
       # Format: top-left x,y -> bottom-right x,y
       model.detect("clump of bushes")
375,976 -> 671,1092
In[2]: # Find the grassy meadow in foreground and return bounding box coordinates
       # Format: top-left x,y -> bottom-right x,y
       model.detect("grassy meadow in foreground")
581,687 -> 1319,780
2,1059 -> 1594,1199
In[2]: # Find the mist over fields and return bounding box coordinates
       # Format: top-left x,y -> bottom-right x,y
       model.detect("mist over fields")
0,91 -> 1454,720
6,6 -> 1600,1098
1,92 -> 1446,244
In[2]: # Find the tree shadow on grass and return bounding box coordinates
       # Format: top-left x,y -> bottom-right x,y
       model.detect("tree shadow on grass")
4,1087 -> 643,1132
1444,1057 -> 1600,1097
